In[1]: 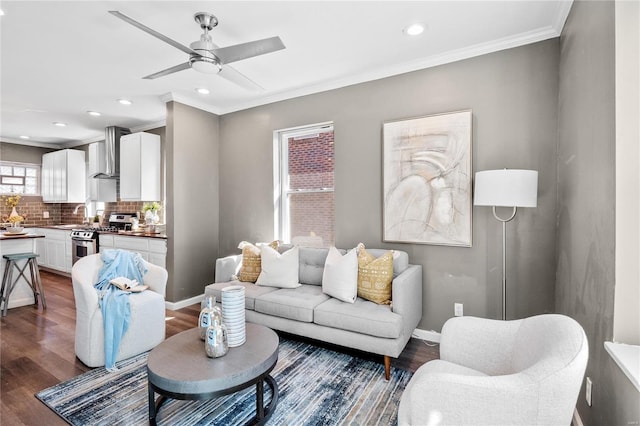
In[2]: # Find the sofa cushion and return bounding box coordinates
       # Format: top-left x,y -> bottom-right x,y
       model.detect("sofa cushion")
205,281 -> 278,311
256,245 -> 300,288
237,240 -> 278,283
254,284 -> 330,322
321,247 -> 358,303
314,297 -> 403,338
357,244 -> 394,304
298,247 -> 330,285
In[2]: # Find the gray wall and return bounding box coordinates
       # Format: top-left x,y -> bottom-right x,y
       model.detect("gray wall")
556,1 -> 638,424
0,141 -> 56,162
165,102 -> 220,302
219,39 -> 560,331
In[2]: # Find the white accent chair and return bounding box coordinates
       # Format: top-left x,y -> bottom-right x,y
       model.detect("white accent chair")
71,253 -> 168,368
398,314 -> 588,426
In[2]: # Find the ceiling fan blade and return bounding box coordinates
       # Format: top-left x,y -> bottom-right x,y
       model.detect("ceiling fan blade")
213,36 -> 285,64
109,11 -> 196,55
218,65 -> 264,91
143,62 -> 191,80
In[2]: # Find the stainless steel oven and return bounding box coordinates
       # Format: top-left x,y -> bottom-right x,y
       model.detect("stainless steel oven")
71,229 -> 98,265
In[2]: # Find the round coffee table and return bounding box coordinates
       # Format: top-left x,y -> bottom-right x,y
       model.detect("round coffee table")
147,323 -> 279,425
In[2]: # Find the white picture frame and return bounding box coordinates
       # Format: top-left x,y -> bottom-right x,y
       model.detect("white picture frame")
383,110 -> 473,247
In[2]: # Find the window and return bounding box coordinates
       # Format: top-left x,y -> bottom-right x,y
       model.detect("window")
0,161 -> 40,195
274,122 -> 334,247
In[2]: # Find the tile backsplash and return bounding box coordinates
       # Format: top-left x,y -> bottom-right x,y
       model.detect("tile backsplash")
2,197 -> 149,227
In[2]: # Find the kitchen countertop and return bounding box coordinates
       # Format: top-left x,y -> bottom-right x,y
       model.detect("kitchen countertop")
0,232 -> 45,240
27,225 -> 167,239
100,230 -> 167,239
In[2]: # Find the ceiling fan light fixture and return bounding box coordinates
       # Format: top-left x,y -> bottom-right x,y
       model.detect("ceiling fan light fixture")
190,57 -> 221,74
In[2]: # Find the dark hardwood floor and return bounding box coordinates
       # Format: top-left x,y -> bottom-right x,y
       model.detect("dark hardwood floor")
0,270 -> 439,426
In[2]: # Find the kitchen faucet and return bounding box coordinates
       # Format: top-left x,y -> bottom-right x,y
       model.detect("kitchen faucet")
73,204 -> 86,215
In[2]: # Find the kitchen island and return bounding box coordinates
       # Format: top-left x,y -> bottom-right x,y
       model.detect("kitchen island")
0,232 -> 45,311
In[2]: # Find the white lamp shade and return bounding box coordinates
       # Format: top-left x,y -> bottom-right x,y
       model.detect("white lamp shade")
474,169 -> 538,208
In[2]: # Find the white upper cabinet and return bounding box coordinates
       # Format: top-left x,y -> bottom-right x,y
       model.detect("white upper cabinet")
87,142 -> 116,202
120,132 -> 161,201
41,149 -> 86,203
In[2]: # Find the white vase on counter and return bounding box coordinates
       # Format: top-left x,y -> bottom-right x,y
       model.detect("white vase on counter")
9,206 -> 20,220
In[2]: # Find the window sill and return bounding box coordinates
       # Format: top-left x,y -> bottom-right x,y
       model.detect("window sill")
604,341 -> 640,392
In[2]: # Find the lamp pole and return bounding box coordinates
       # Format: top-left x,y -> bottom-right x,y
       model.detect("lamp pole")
492,206 -> 517,320
474,169 -> 538,321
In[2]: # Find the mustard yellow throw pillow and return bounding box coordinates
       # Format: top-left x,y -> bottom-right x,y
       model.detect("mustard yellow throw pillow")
237,240 -> 278,283
357,243 -> 394,304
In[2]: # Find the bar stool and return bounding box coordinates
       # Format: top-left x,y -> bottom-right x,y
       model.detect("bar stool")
0,252 -> 46,316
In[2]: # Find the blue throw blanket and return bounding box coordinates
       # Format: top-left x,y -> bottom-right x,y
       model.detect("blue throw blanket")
94,249 -> 147,371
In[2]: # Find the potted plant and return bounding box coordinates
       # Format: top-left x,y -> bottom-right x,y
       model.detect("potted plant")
142,202 -> 161,224
3,194 -> 22,220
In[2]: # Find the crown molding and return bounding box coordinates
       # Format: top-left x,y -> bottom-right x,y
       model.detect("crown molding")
215,25 -> 566,115
1,138 -> 62,149
161,92 -> 223,116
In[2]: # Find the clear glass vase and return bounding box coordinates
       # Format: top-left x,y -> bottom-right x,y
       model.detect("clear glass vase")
198,296 -> 222,341
205,320 -> 228,358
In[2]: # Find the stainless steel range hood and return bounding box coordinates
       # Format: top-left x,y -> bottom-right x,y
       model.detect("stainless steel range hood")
91,126 -> 130,179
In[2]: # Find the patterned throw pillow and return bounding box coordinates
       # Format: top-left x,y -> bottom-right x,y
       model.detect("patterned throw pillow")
237,240 -> 278,283
357,243 -> 394,304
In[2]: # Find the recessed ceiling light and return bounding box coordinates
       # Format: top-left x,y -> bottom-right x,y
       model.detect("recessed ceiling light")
195,87 -> 210,95
53,122 -> 67,127
87,110 -> 101,116
20,135 -> 30,139
118,99 -> 132,105
404,23 -> 425,36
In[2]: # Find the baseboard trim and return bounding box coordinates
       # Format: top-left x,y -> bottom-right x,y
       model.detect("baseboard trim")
165,294 -> 203,311
572,408 -> 584,426
412,327 -> 441,343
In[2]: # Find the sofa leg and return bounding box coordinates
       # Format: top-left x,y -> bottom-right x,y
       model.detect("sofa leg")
384,355 -> 391,380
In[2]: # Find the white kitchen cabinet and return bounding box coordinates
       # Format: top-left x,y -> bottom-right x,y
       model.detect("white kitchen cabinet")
41,149 -> 86,203
34,228 -> 72,272
119,132 -> 161,201
99,234 -> 167,268
87,142 -> 116,202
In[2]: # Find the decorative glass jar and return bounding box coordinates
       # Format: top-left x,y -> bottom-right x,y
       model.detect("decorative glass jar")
205,320 -> 228,358
198,296 -> 222,341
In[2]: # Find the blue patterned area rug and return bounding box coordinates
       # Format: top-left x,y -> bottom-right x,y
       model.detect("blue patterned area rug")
36,337 -> 412,425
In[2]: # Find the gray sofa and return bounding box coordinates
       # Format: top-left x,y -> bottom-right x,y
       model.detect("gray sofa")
205,246 -> 423,379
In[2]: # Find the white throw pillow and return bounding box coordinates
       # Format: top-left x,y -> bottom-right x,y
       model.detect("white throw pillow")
322,247 -> 358,303
256,245 -> 301,288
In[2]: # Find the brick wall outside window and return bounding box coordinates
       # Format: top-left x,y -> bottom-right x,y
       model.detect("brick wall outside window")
286,131 -> 334,246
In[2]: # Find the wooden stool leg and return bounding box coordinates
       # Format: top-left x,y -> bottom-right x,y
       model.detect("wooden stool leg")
31,258 -> 46,309
28,258 -> 39,307
2,263 -> 15,316
0,260 -> 11,314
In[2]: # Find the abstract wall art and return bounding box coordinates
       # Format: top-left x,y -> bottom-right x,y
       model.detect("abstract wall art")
383,110 -> 472,246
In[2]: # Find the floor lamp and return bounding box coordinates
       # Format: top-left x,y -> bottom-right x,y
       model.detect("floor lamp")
474,169 -> 538,320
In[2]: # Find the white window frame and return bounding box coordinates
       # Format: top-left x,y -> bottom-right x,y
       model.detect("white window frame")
273,121 -> 334,244
0,161 -> 41,195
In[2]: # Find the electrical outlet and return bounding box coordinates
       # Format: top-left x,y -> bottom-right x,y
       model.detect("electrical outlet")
585,377 -> 592,406
43,211 -> 49,219
454,303 -> 463,317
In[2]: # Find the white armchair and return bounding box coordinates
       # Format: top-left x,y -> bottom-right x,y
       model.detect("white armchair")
72,253 -> 168,367
398,314 -> 588,426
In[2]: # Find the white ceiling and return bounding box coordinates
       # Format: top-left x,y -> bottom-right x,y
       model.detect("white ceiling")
0,1 -> 572,148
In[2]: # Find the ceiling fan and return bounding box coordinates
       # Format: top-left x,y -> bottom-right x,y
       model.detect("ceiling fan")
109,10 -> 285,91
